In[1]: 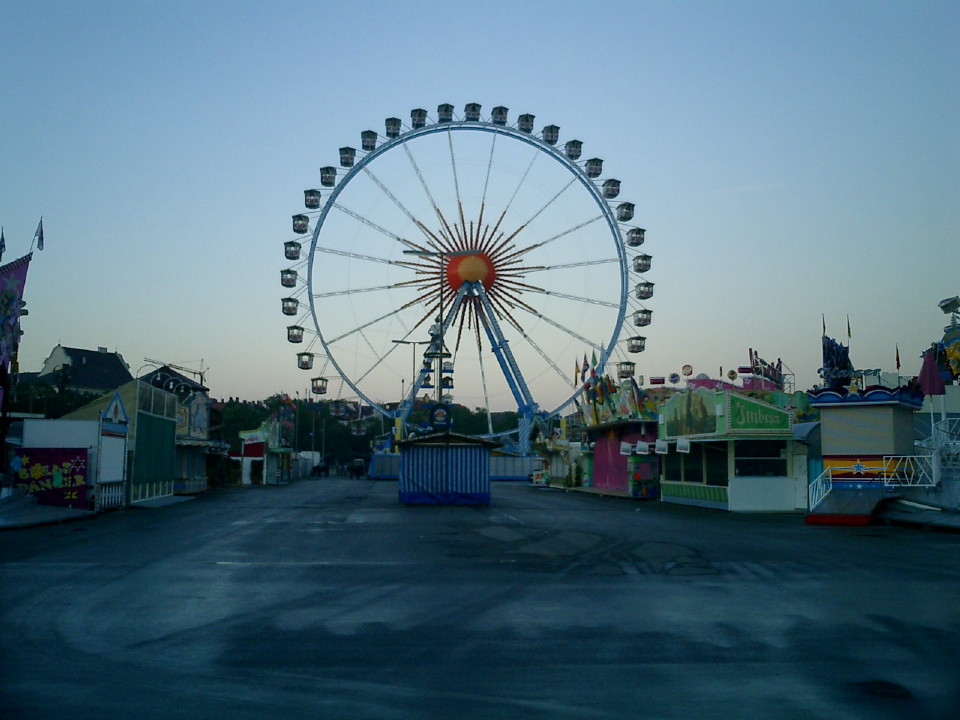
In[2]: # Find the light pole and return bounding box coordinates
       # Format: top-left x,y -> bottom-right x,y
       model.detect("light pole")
402,249 -> 477,404
392,339 -> 430,402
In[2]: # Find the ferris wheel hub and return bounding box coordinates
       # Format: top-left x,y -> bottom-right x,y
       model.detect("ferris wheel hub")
447,253 -> 496,290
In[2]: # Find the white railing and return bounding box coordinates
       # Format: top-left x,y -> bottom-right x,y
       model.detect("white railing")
933,418 -> 960,475
96,480 -> 126,511
882,455 -> 936,488
939,444 -> 960,474
808,468 -> 833,511
935,417 -> 960,444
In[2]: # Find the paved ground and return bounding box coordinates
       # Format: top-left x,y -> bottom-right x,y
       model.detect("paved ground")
1,478 -> 958,719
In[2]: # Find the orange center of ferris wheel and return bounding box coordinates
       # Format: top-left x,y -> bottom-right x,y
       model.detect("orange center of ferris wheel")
446,253 -> 496,291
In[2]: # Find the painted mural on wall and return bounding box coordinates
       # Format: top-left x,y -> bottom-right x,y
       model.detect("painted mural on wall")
176,394 -> 210,439
11,448 -> 88,509
660,387 -> 718,437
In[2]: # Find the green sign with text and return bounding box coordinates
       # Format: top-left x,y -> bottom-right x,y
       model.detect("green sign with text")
727,394 -> 790,434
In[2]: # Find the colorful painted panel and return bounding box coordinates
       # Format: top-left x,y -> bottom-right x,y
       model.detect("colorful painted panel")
576,375 -> 658,427
823,455 -> 887,480
11,448 -> 88,508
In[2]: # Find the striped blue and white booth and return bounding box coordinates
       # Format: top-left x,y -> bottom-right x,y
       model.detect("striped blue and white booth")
398,433 -> 498,505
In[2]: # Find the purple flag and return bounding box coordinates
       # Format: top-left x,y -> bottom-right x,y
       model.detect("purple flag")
0,253 -> 31,368
918,349 -> 945,397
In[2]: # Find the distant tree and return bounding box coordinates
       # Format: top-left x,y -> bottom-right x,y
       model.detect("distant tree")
9,379 -> 99,418
220,400 -> 270,454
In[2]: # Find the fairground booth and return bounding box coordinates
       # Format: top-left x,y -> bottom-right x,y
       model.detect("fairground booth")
235,397 -> 297,485
657,387 -> 808,511
803,332 -> 931,523
806,385 -> 923,523
570,367 -> 661,496
397,431 -> 499,505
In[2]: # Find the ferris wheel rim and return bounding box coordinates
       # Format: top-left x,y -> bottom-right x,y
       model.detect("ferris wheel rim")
303,115 -> 633,421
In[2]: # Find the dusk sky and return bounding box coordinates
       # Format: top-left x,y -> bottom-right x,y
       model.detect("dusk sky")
1,1 -> 957,410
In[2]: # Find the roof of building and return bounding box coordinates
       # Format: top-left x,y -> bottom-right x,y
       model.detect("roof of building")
140,365 -> 208,393
398,431 -> 501,449
39,346 -> 133,391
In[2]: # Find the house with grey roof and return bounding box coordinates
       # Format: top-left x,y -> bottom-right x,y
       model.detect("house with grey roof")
36,345 -> 133,395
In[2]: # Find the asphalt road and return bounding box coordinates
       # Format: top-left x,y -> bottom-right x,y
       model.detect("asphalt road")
1,478 -> 958,720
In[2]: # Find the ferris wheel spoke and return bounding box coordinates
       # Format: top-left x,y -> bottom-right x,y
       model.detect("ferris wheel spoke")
312,283 -> 405,300
447,127 -> 468,235
474,322 -> 495,435
493,215 -> 604,265
509,175 -> 579,242
483,171 -> 579,264
524,257 -> 619,273
486,290 -> 536,335
326,306 -> 412,345
513,302 -> 603,352
514,327 -> 575,389
313,243 -> 409,267
522,286 -> 621,309
351,336 -> 406,386
503,142 -> 541,214
400,139 -> 462,247
361,165 -> 450,248
480,129 -> 498,209
471,148 -> 544,258
330,202 -> 415,249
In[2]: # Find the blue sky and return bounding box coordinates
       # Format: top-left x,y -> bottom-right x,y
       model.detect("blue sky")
1,0 -> 957,409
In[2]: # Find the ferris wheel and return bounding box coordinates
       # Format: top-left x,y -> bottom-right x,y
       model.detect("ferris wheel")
281,103 -> 653,451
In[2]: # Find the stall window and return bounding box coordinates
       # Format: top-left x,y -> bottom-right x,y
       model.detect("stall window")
734,439 -> 787,476
704,442 -> 728,486
664,451 -> 682,482
665,442 -> 728,484
680,444 -> 703,483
